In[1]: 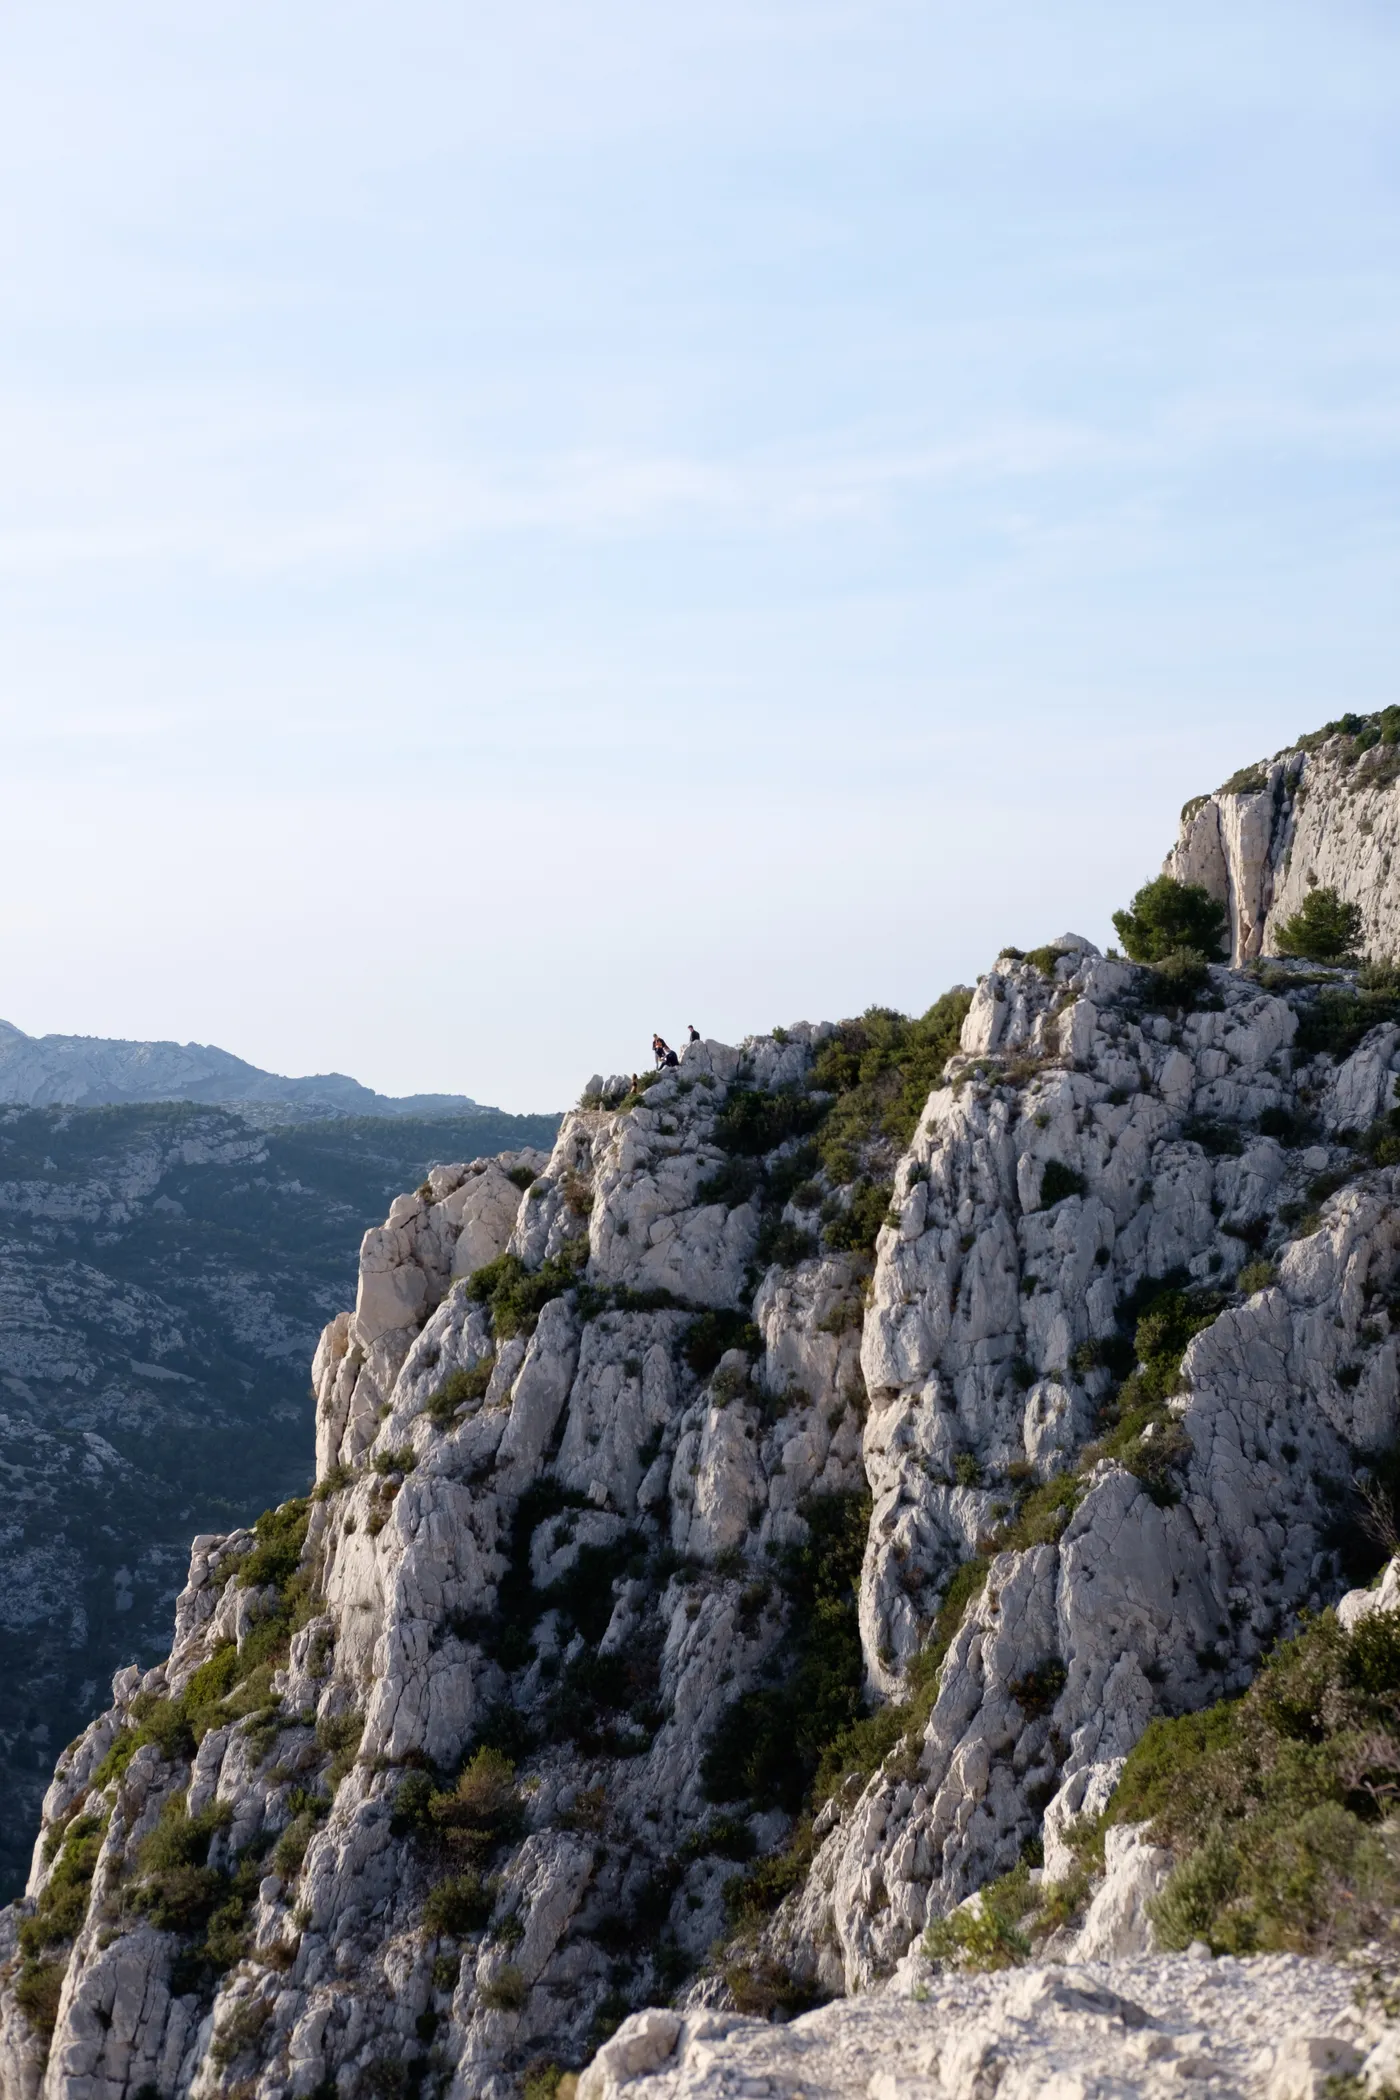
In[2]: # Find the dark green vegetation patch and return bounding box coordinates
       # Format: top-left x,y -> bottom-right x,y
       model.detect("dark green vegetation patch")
1102,1604 -> 1400,1957
701,1492 -> 872,1815
1111,876 -> 1227,967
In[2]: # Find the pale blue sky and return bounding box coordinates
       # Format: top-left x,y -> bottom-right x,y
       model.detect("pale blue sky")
2,2 -> 1397,1109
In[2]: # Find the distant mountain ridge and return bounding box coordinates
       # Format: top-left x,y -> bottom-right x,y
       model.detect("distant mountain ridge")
0,1019 -> 480,1119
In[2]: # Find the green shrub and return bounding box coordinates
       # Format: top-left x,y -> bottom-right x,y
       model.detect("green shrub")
396,1746 -> 525,1858
427,1357 -> 495,1425
1038,1160 -> 1086,1208
424,1872 -> 493,1936
18,1814 -> 106,1959
1023,945 -> 1069,979
451,1747 -> 518,1824
695,1156 -> 761,1208
822,1178 -> 894,1254
466,1245 -> 587,1340
713,1087 -> 825,1158
1141,947 -> 1215,1007
721,1955 -> 820,2018
805,992 -> 972,1182
272,1804 -> 325,1880
1293,984 -> 1400,1059
701,1492 -> 870,1812
923,1895 -> 1030,1971
506,1164 -> 538,1190
238,1499 -> 310,1591
522,2063 -> 568,2100
1181,1114 -> 1243,1158
1097,1606 -> 1400,1955
312,1462 -> 353,1502
316,1711 -> 364,1789
372,1446 -> 416,1475
1112,877 -> 1227,965
992,1475 -> 1080,1551
1238,1259 -> 1277,1294
682,1310 -> 761,1378
754,1215 -> 819,1267
926,1557 -> 990,1673
14,1958 -> 65,2038
1274,887 -> 1364,963
1007,1659 -> 1067,1716
678,1815 -> 756,1863
710,1363 -> 750,1406
478,1964 -> 527,2011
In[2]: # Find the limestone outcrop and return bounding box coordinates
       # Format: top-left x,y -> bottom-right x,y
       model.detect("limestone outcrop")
577,1951 -> 1374,2100
1165,718 -> 1400,963
5,774 -> 1400,2097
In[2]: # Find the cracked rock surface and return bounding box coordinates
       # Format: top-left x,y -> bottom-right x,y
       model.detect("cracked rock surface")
579,1951 -> 1375,2100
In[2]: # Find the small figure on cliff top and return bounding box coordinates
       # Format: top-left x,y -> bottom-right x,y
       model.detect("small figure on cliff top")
651,1034 -> 671,1068
687,1024 -> 700,1042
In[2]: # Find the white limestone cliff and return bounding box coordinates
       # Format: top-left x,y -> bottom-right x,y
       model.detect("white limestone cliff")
1165,721 -> 1400,964
5,756 -> 1400,2098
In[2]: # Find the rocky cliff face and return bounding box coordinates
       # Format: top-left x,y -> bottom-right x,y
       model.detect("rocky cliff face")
0,1103 -> 558,1904
1165,712 -> 1400,963
5,888 -> 1400,2096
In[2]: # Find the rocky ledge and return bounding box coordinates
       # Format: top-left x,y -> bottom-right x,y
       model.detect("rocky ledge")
582,1950 -> 1379,2100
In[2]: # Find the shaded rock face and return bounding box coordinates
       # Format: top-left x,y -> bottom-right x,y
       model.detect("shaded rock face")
1165,732 -> 1400,963
3,954 -> 1399,2100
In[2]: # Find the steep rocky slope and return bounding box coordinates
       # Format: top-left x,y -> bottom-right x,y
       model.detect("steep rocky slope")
1166,708 -> 1400,964
5,904 -> 1400,2100
0,1104 -> 558,1902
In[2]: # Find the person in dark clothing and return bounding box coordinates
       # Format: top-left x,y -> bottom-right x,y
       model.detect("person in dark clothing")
652,1034 -> 671,1068
687,1024 -> 700,1043
664,1048 -> 679,1068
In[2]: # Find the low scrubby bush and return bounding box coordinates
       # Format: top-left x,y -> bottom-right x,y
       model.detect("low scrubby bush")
804,992 -> 972,1184
18,1814 -> 106,1961
701,1491 -> 870,1813
238,1500 -> 310,1592
821,1177 -> 894,1254
478,1964 -> 527,2011
392,1747 -> 525,1859
424,1871 -> 494,1936
682,1309 -> 761,1378
426,1357 -> 495,1426
1293,983 -> 1400,1059
1096,1605 -> 1400,1955
1038,1160 -> 1085,1208
466,1243 -> 588,1340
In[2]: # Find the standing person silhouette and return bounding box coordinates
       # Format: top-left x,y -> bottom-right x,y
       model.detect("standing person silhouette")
687,1024 -> 700,1043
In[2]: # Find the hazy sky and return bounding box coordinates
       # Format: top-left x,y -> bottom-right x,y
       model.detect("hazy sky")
2,3 -> 1397,1110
